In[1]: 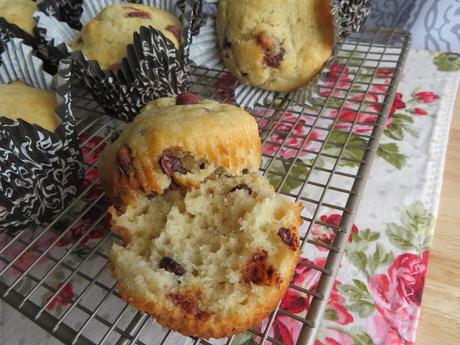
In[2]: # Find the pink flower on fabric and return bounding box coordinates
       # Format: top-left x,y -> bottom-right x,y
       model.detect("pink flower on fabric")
310,214 -> 359,248
332,92 -> 405,133
375,67 -> 396,78
213,72 -> 237,103
368,251 -> 430,344
46,282 -> 74,310
320,64 -> 353,97
414,91 -> 440,104
57,223 -> 106,247
413,108 -> 428,116
261,112 -> 321,159
259,258 -> 352,345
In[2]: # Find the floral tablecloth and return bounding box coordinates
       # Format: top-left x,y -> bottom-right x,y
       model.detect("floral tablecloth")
1,49 -> 459,345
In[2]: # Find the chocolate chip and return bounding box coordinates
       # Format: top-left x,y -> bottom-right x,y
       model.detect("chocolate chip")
242,168 -> 249,174
176,92 -> 200,105
111,131 -> 121,143
146,192 -> 157,200
166,25 -> 181,42
257,31 -> 273,50
117,145 -> 132,176
241,72 -> 249,77
124,6 -> 151,18
160,150 -> 189,175
76,36 -> 83,44
159,257 -> 185,276
223,37 -> 232,49
278,227 -> 297,249
109,63 -> 120,74
264,48 -> 285,68
230,184 -> 252,195
199,163 -> 206,169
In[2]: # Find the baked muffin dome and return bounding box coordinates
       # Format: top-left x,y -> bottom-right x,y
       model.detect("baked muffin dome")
0,81 -> 59,132
110,174 -> 303,338
217,0 -> 334,92
70,3 -> 182,69
0,0 -> 37,35
99,94 -> 262,204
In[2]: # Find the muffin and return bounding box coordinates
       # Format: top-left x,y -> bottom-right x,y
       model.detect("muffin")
110,174 -> 303,338
70,3 -> 182,69
0,39 -> 82,233
99,93 -> 262,205
216,0 -> 334,92
0,0 -> 37,36
0,81 -> 59,132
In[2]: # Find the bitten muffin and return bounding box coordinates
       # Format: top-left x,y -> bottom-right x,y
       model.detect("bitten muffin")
99,93 -> 262,205
0,0 -> 37,35
110,174 -> 303,338
217,0 -> 334,92
70,3 -> 182,70
0,81 -> 59,132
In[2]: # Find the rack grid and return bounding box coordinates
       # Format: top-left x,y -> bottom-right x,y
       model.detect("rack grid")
0,27 -> 411,345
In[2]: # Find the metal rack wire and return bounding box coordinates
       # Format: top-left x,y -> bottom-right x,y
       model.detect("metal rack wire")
0,27 -> 411,345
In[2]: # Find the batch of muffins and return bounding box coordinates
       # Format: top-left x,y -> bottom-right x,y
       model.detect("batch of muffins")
0,0 -> 339,339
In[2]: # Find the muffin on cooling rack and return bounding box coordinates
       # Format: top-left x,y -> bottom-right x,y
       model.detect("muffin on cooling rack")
0,0 -> 37,35
216,0 -> 334,92
70,3 -> 182,70
110,168 -> 303,338
0,39 -> 83,233
99,92 -> 262,204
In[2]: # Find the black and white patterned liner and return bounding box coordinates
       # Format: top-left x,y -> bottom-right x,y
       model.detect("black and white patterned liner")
35,0 -> 203,122
190,0 -> 372,108
0,39 -> 83,233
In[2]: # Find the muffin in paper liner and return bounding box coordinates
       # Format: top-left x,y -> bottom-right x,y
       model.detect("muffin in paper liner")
190,0 -> 372,108
0,39 -> 83,233
34,0 -> 203,122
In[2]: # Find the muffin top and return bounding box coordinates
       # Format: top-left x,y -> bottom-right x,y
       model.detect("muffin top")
0,81 -> 59,132
70,3 -> 182,70
0,0 -> 37,35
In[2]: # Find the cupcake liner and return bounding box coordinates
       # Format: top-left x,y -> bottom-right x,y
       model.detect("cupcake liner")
190,0 -> 372,108
37,0 -> 84,30
0,38 -> 83,233
34,0 -> 203,122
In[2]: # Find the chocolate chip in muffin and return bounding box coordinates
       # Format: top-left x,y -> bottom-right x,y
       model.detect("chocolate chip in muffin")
166,25 -> 181,42
199,162 -> 206,169
159,256 -> 186,276
264,48 -> 285,68
124,6 -> 151,19
109,63 -> 121,74
111,130 -> 121,143
230,184 -> 253,195
242,168 -> 249,174
117,145 -> 132,176
257,32 -> 273,50
223,37 -> 232,49
242,250 -> 279,285
278,227 -> 298,250
176,92 -> 200,105
76,36 -> 83,44
160,150 -> 189,175
257,32 -> 285,68
146,191 -> 157,200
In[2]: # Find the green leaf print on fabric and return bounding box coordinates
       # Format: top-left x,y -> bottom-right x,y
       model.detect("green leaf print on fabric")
232,332 -> 257,345
386,202 -> 434,252
368,244 -> 395,275
433,52 -> 460,72
266,159 -> 311,193
325,131 -> 367,168
339,279 -> 375,318
353,331 -> 376,345
384,113 -> 419,141
377,143 -> 407,170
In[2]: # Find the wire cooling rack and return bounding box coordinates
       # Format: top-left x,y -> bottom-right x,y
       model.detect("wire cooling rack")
0,27 -> 410,345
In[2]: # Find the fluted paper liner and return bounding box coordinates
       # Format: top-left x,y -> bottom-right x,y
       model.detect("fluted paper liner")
34,0 -> 203,122
0,39 -> 83,233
